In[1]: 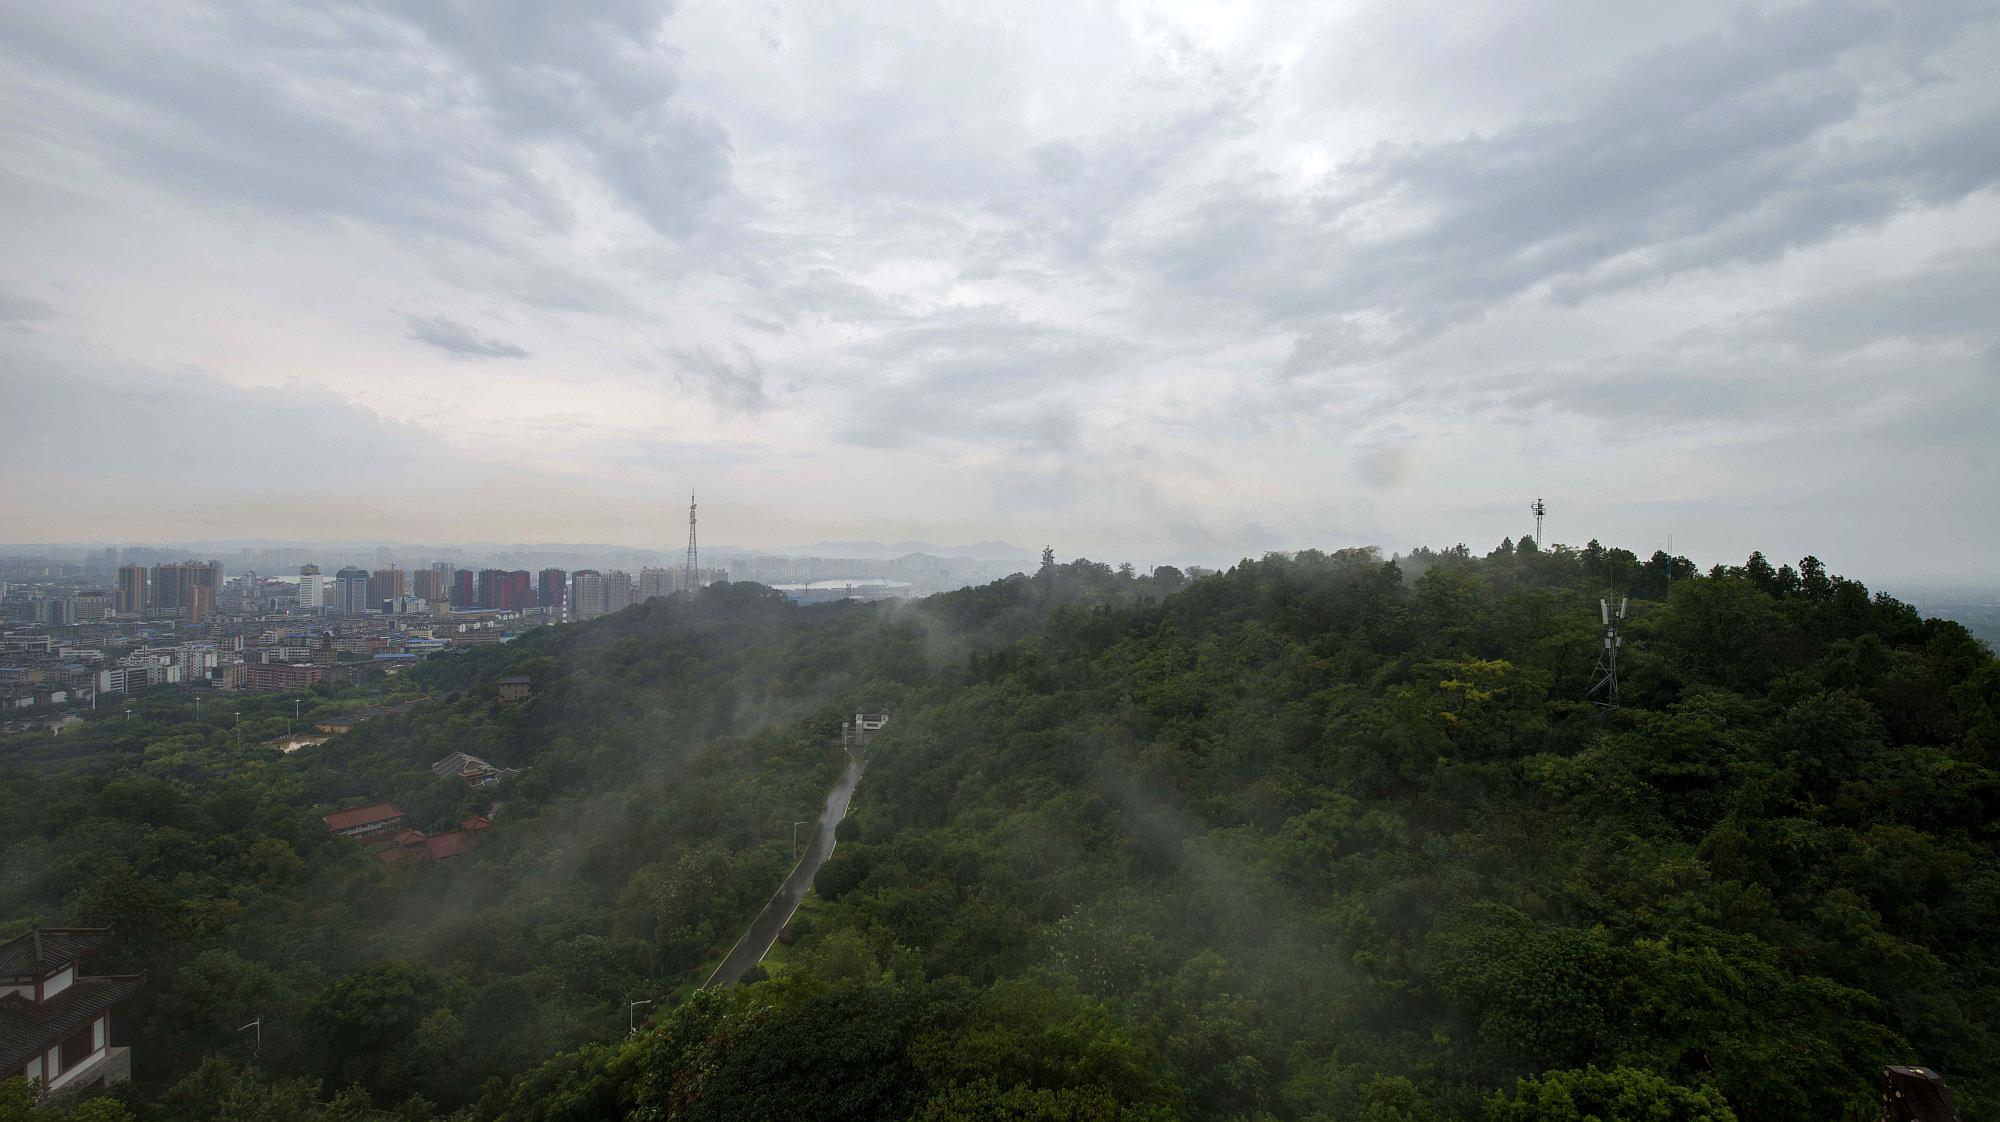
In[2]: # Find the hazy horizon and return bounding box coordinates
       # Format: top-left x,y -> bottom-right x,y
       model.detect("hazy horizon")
4,532 -> 1996,602
3,2 -> 1997,587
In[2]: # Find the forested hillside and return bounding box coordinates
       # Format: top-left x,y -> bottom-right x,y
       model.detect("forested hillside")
5,543 -> 1997,1122
0,583 -> 964,1116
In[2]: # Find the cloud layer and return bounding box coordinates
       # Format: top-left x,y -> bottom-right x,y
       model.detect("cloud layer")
1,0 -> 1996,583
406,315 -> 531,360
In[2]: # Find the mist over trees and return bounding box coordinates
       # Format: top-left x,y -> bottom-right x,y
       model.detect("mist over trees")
3,542 -> 1995,1121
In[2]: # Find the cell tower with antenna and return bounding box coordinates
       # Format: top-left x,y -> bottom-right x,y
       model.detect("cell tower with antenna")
1587,596 -> 1626,709
685,489 -> 698,592
1532,496 -> 1546,547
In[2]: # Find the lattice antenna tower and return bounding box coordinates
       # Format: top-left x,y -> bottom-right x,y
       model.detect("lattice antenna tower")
1587,596 -> 1626,709
1531,497 -> 1546,548
685,490 -> 698,592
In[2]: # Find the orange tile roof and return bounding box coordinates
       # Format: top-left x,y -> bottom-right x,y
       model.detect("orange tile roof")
322,802 -> 404,832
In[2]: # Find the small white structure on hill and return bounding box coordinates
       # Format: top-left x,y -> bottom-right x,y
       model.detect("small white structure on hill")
842,711 -> 890,748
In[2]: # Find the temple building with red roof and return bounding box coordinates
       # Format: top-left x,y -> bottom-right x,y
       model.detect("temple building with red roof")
376,818 -> 488,865
321,802 -> 405,838
0,926 -> 143,1096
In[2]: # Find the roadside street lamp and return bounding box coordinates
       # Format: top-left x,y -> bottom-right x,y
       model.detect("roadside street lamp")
792,820 -> 812,860
629,999 -> 656,1036
239,1017 -> 261,1056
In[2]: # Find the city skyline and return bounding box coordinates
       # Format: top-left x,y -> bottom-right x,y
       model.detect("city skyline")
3,3 -> 1997,586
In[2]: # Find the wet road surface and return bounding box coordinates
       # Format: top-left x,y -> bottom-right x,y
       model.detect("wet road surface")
703,744 -> 867,988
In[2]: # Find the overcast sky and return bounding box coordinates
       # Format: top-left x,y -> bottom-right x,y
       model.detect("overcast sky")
1,1 -> 1996,583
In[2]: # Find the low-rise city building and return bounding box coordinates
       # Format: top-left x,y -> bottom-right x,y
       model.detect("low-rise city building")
221,663 -> 323,692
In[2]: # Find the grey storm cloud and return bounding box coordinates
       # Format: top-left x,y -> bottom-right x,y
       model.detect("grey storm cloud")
1425,245 -> 2000,429
0,343 -> 443,481
380,0 -> 735,238
1,1 -> 730,247
405,314 -> 530,360
830,306 -> 1123,450
1764,246 -> 2000,352
670,344 -> 771,413
1143,0 -> 2000,338
0,286 -> 55,326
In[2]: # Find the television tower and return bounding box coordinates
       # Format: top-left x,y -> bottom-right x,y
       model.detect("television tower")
685,490 -> 698,591
1532,497 -> 1546,547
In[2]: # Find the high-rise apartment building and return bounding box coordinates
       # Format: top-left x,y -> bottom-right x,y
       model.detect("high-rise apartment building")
117,564 -> 148,615
412,564 -> 448,604
148,560 -> 220,621
477,569 -> 503,610
538,569 -> 567,615
298,564 -> 323,613
418,561 -> 455,605
639,567 -> 675,600
477,569 -> 531,611
570,569 -> 606,620
150,563 -> 187,616
369,567 -> 406,608
604,570 -> 634,614
453,569 -> 475,609
333,567 -> 372,614
186,561 -> 219,624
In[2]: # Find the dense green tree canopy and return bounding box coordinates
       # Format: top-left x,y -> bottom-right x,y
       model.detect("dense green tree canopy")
2,548 -> 1993,1121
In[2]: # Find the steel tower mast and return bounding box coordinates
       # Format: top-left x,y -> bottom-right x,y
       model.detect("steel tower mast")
1587,596 -> 1626,709
685,490 -> 698,591
1532,497 -> 1546,547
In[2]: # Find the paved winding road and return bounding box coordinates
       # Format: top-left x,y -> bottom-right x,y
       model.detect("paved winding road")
704,744 -> 867,988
